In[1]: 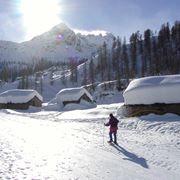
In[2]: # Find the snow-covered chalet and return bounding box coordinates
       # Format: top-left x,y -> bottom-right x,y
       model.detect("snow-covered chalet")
0,89 -> 43,110
122,75 -> 180,116
56,87 -> 93,106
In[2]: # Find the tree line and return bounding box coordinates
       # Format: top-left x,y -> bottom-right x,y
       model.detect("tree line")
92,20 -> 180,88
0,20 -> 179,92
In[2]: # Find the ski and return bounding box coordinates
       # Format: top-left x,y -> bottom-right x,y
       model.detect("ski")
107,141 -> 118,145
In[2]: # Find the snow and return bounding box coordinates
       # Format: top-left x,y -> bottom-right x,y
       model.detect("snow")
74,29 -> 109,36
56,87 -> 93,102
0,71 -> 179,179
0,23 -> 114,63
123,74 -> 180,105
45,87 -> 95,111
0,89 -> 43,103
0,103 -> 179,180
94,81 -> 124,104
0,20 -> 179,180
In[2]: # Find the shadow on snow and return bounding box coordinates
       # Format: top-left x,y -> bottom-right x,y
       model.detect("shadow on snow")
111,143 -> 149,169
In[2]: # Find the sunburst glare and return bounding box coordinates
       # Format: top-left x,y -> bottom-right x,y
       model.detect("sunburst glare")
20,0 -> 61,40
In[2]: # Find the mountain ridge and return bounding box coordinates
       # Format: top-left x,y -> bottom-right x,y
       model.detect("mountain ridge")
0,23 -> 114,63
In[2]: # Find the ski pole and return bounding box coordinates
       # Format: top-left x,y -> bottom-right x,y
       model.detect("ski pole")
103,119 -> 105,146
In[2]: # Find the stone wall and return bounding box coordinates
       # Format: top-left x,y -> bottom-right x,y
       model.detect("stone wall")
122,103 -> 180,117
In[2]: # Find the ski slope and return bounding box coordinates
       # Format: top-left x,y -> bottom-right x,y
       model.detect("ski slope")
0,103 -> 179,180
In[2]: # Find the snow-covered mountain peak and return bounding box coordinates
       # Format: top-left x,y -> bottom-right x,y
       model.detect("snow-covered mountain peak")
44,23 -> 75,39
51,23 -> 73,32
0,23 -> 114,63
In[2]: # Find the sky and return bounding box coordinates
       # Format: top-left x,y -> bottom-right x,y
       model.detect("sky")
0,0 -> 179,42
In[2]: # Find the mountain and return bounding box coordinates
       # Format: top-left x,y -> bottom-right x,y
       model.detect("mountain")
0,23 -> 114,63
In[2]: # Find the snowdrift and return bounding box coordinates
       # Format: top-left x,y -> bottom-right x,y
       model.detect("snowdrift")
93,81 -> 124,104
124,74 -> 180,105
122,75 -> 180,116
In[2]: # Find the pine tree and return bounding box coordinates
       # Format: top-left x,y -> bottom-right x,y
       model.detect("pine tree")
97,47 -> 104,81
1,66 -> 8,82
40,75 -> 43,94
144,29 -> 152,75
21,75 -> 25,89
130,32 -> 138,78
25,75 -> 29,89
69,59 -> 78,84
103,41 -> 108,67
137,34 -> 145,77
107,52 -> 112,82
158,23 -> 172,73
50,70 -> 54,86
82,62 -> 87,85
101,42 -> 108,81
152,36 -> 160,75
74,62 -> 78,84
116,37 -> 122,88
112,37 -> 117,71
171,21 -> 180,73
34,73 -> 38,90
89,57 -> 95,88
122,38 -> 129,84
61,64 -> 66,86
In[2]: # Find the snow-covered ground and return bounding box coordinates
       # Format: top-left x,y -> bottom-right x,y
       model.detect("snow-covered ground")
0,103 -> 179,180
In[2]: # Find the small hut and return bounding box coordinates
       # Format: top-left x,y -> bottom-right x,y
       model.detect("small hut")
0,89 -> 43,110
122,75 -> 180,117
56,87 -> 93,106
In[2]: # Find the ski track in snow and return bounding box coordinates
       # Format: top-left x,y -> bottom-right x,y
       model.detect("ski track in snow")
0,104 -> 180,180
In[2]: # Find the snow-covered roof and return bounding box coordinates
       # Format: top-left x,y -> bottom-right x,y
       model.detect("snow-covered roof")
0,89 -> 43,104
56,87 -> 93,102
123,74 -> 180,105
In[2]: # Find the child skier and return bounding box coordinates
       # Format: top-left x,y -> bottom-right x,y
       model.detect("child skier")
104,113 -> 119,144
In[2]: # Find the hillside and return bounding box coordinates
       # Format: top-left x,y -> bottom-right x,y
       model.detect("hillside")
0,21 -> 179,106
0,21 -> 180,89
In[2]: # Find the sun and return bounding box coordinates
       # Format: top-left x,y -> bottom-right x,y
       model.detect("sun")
20,0 -> 61,40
